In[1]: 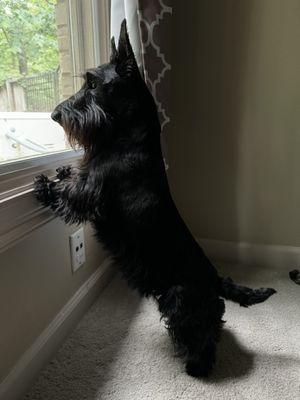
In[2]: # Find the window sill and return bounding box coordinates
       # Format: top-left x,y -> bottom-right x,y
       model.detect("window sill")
0,150 -> 82,253
0,150 -> 82,200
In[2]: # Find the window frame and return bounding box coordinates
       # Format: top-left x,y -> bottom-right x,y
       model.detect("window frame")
0,0 -> 110,252
0,149 -> 82,253
0,149 -> 82,200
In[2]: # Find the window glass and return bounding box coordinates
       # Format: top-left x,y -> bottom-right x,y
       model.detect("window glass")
0,0 -> 72,164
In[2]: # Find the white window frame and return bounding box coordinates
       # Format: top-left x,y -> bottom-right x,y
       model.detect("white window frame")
0,0 -> 110,253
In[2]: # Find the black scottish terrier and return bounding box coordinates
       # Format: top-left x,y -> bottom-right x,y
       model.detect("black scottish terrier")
34,20 -> 276,377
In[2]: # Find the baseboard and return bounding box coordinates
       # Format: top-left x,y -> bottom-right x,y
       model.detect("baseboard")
0,257 -> 116,400
197,237 -> 300,270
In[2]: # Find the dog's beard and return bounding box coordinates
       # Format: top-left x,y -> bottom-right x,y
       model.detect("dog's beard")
60,100 -> 107,151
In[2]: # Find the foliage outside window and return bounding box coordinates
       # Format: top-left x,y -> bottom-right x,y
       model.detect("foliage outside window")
0,0 -> 71,164
0,0 -> 59,84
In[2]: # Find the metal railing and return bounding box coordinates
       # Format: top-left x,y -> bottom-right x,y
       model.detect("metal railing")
18,70 -> 59,112
0,70 -> 60,112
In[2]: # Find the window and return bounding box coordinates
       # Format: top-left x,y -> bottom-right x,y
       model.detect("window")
0,0 -> 69,164
0,0 -> 110,164
0,0 -> 110,251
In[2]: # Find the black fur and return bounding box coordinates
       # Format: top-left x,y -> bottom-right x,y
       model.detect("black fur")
289,269 -> 300,285
34,20 -> 276,377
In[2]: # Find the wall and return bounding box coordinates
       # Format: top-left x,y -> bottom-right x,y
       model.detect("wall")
0,219 -> 106,381
168,0 -> 300,246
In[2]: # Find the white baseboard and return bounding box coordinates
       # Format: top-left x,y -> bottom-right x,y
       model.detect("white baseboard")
197,237 -> 300,270
0,258 -> 116,400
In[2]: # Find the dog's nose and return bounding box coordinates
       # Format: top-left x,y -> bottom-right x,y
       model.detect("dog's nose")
51,109 -> 61,123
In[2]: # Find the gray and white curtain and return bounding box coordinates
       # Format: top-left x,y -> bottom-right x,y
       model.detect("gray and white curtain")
111,0 -> 172,163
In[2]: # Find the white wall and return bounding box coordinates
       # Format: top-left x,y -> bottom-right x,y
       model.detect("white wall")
169,0 -> 300,246
0,219 -> 106,381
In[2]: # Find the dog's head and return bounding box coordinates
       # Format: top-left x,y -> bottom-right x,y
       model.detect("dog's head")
51,20 -> 159,153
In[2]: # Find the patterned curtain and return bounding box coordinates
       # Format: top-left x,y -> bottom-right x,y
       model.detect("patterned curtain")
137,1 -> 172,137
111,0 -> 172,165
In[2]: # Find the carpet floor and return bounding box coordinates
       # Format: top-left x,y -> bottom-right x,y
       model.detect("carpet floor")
24,263 -> 300,400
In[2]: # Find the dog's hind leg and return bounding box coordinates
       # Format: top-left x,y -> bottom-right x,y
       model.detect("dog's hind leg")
184,296 -> 225,377
157,285 -> 225,377
185,334 -> 217,377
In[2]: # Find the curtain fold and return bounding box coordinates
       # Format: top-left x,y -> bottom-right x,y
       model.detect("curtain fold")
137,0 -> 171,136
110,0 -> 142,68
110,0 -> 172,165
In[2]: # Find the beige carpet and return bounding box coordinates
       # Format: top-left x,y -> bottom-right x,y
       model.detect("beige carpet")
24,263 -> 300,400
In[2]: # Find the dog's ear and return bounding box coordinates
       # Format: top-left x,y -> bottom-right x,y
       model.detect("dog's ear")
118,19 -> 133,60
116,19 -> 139,77
110,37 -> 118,63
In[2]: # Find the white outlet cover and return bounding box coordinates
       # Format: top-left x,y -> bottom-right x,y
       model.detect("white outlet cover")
69,227 -> 86,272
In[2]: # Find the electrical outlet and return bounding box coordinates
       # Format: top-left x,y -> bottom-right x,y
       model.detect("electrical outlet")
69,227 -> 86,272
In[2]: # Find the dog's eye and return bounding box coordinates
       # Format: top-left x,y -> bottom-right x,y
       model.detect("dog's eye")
86,73 -> 98,90
88,79 -> 97,90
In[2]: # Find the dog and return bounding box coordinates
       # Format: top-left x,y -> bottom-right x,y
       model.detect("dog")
34,20 -> 276,377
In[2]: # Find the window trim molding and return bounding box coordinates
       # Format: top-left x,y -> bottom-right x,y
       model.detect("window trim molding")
92,0 -> 111,65
0,149 -> 79,175
68,0 -> 110,91
68,0 -> 85,91
0,191 -> 55,254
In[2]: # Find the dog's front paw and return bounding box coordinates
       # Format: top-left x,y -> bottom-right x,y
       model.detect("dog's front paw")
33,174 -> 53,206
56,165 -> 72,180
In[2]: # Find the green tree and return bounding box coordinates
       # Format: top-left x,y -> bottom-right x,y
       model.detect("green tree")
0,0 -> 59,84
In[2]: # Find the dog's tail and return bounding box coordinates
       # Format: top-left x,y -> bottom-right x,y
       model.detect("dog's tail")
219,277 -> 276,307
